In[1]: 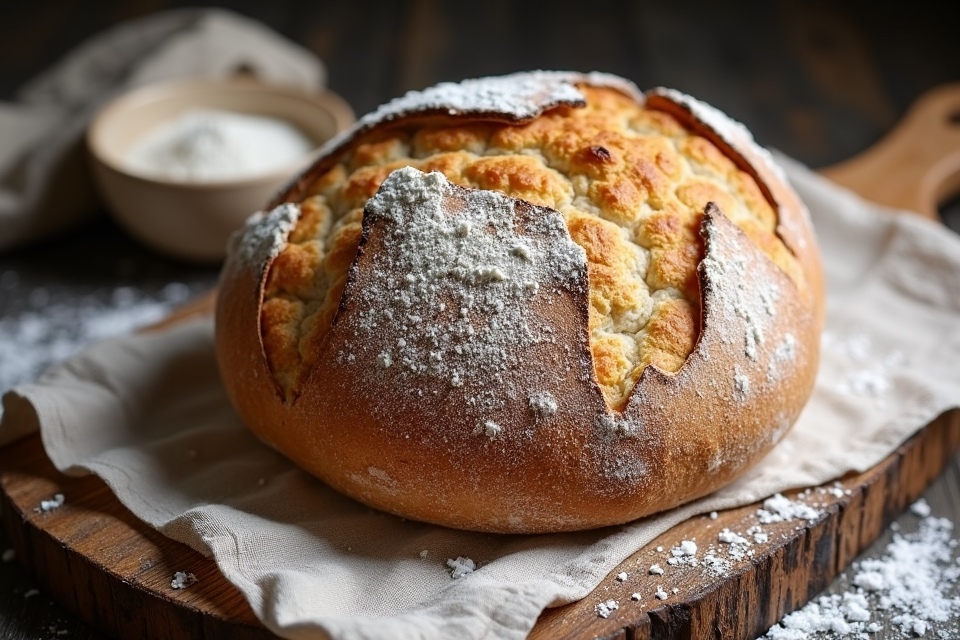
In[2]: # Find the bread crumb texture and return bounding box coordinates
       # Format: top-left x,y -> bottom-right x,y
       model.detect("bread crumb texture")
260,83 -> 794,407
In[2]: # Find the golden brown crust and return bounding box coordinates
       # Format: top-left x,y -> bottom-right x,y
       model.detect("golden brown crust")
257,84 -> 799,408
215,73 -> 823,533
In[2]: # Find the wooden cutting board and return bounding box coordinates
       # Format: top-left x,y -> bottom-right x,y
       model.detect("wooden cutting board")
2,84 -> 959,640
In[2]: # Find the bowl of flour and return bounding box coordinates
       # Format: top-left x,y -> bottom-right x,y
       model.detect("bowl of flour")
87,78 -> 354,261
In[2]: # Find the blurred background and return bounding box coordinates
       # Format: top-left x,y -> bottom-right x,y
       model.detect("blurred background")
1,2 -> 959,639
3,0 -> 960,169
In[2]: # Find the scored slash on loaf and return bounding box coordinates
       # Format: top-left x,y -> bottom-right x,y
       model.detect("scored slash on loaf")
215,71 -> 823,533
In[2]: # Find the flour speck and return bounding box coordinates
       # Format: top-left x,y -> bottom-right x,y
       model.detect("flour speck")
39,493 -> 65,512
910,498 -> 932,518
529,391 -> 558,421
595,599 -> 619,618
447,556 -> 476,579
171,571 -> 198,589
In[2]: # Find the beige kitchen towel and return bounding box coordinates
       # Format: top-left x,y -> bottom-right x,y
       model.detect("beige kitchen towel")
0,8 -> 325,252
2,154 -> 960,640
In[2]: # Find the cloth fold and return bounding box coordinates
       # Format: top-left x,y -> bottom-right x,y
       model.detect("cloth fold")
0,8 -> 325,252
2,155 -> 960,640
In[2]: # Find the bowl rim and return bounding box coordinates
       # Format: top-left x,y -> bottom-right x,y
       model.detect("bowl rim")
86,76 -> 355,190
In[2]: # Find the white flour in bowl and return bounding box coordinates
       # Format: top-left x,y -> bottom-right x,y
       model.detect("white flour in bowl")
125,109 -> 314,182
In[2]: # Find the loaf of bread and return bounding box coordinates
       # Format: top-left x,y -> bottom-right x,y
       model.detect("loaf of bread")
215,72 -> 823,533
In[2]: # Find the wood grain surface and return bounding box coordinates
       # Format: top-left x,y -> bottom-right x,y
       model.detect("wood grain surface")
2,1 -> 960,171
528,410 -> 960,640
1,409 -> 956,640
821,83 -> 960,220
0,434 -> 272,640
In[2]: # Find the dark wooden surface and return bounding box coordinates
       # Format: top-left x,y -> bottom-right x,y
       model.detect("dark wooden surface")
3,395 -> 958,640
528,410 -> 960,640
1,2 -> 959,639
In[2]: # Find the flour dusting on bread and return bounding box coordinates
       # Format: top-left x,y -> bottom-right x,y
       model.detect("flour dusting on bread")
232,203 -> 300,274
360,72 -> 585,123
700,205 -> 780,361
347,167 -> 586,397
648,87 -> 788,187
215,72 -> 823,534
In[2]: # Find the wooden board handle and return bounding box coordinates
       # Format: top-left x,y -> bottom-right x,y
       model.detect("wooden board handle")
819,83 -> 960,220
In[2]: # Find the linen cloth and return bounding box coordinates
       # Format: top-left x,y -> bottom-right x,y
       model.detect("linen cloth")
0,8 -> 325,252
2,154 -> 960,640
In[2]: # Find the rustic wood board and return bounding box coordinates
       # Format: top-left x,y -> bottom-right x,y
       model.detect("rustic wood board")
2,83 -> 958,639
2,410 -> 958,640
528,410 -> 960,640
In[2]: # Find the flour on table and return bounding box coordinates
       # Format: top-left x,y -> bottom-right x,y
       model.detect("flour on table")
911,499 -> 932,518
170,571 -> 198,589
0,280 -> 199,421
594,599 -> 618,618
39,493 -> 64,512
761,506 -> 960,640
756,493 -> 821,524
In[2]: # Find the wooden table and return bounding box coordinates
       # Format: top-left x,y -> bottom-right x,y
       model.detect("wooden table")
1,2 -> 959,638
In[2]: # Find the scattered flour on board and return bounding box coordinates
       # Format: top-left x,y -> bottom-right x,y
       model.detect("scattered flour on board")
39,493 -> 65,512
170,571 -> 198,589
595,599 -> 619,618
757,493 -> 821,524
760,500 -> 960,639
0,280 -> 199,420
911,499 -> 932,518
607,492 -> 959,637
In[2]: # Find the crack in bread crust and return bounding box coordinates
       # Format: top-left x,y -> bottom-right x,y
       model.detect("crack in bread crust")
261,85 -> 797,407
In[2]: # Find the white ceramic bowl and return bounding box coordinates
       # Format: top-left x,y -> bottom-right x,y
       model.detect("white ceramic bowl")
87,78 -> 354,262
